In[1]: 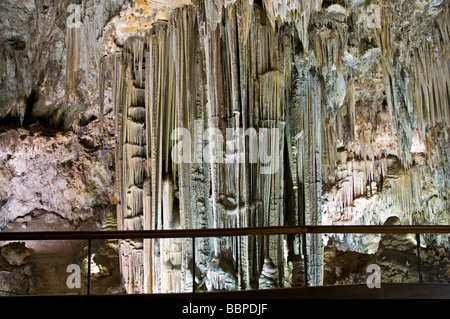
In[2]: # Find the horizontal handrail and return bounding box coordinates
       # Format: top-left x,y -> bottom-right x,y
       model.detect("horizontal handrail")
1,225 -> 448,294
0,225 -> 449,241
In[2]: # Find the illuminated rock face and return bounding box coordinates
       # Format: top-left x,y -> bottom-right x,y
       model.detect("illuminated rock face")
0,0 -> 449,293
106,0 -> 449,292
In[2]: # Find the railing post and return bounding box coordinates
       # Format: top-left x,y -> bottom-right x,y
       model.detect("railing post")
87,238 -> 92,295
302,233 -> 308,287
416,233 -> 423,284
192,237 -> 196,293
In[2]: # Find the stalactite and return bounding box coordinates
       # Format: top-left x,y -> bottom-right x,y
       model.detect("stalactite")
81,19 -> 103,80
388,167 -> 423,220
310,4 -> 349,185
160,175 -> 182,293
263,0 -> 322,51
125,121 -> 145,146
98,56 -> 106,138
119,239 -> 144,293
65,26 -> 81,102
126,186 -> 143,217
204,0 -> 223,31
145,21 -> 167,293
347,78 -> 356,141
127,37 -> 146,89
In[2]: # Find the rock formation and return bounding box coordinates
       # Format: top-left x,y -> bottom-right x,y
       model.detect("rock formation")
0,0 -> 448,294
0,242 -> 35,295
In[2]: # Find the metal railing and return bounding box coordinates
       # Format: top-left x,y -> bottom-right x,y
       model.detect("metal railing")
1,225 -> 449,295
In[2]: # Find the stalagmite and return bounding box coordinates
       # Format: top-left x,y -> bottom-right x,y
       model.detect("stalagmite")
258,257 -> 279,289
161,175 -> 182,293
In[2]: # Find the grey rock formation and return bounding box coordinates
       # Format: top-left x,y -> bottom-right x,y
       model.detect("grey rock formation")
1,242 -> 31,267
0,242 -> 35,295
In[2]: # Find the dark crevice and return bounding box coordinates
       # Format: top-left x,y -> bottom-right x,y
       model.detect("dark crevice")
22,86 -> 39,126
254,0 -> 263,9
322,0 -> 347,8
0,115 -> 21,128
20,86 -> 65,131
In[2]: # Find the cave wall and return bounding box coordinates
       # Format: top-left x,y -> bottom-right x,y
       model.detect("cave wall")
0,0 -> 130,295
0,0 -> 448,294
105,0 -> 449,292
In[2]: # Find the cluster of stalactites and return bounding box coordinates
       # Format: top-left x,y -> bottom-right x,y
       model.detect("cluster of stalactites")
374,2 -> 450,167
109,0 -> 319,292
203,0 -> 322,50
263,0 -> 323,50
102,0 -> 450,293
64,3 -> 104,102
321,1 -> 449,221
323,144 -> 389,219
309,3 -> 355,186
325,157 -> 428,224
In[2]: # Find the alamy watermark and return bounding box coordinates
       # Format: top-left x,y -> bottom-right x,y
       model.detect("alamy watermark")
66,264 -> 81,289
171,121 -> 281,175
67,4 -> 82,29
366,4 -> 381,29
366,264 -> 381,288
